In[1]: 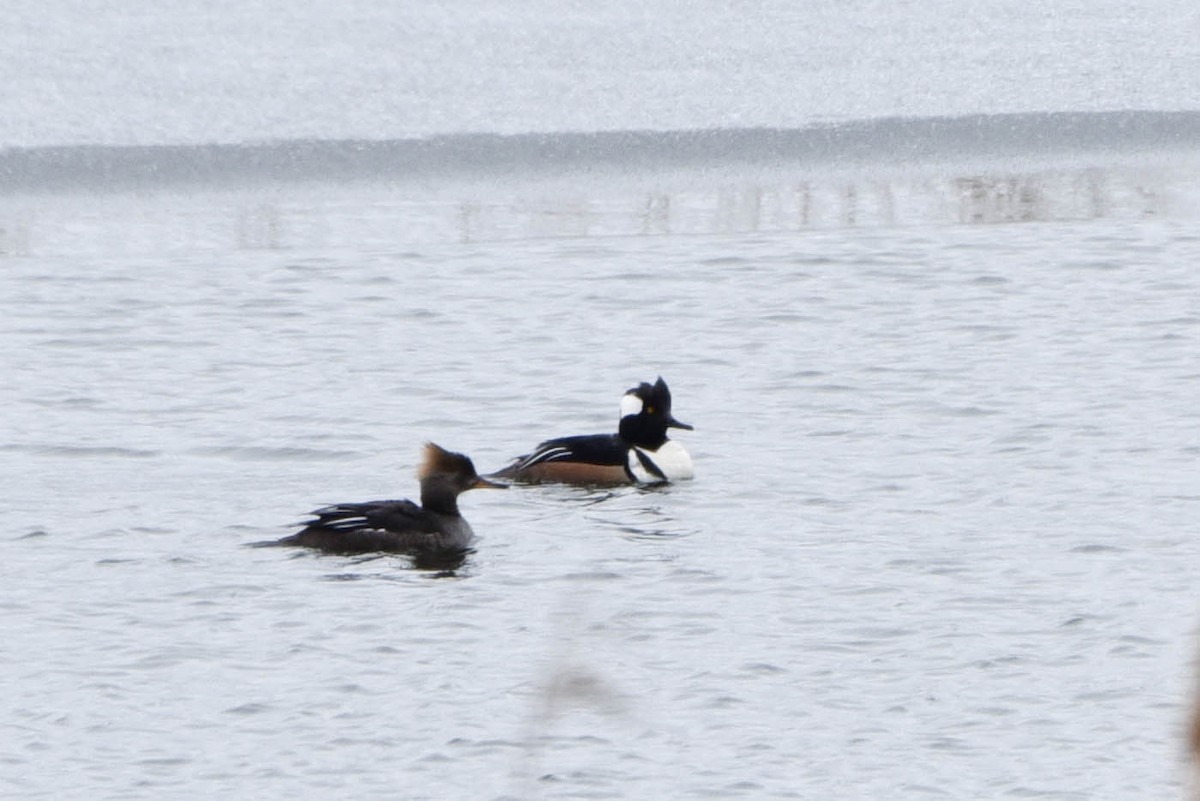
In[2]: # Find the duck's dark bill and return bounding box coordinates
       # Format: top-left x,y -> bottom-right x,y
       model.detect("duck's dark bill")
668,416 -> 694,431
473,476 -> 508,489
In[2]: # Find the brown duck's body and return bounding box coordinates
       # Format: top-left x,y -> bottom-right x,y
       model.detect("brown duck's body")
278,498 -> 477,554
276,443 -> 503,555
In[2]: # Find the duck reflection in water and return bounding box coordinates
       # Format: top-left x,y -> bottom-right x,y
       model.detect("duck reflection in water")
272,443 -> 504,559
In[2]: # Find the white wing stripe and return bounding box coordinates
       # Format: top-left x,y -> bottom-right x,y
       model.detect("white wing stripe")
518,445 -> 573,469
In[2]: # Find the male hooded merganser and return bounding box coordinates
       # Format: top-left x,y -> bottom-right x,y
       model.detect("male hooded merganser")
494,377 -> 694,485
276,443 -> 504,554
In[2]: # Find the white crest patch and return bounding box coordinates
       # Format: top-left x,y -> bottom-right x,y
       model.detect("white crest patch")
619,391 -> 644,419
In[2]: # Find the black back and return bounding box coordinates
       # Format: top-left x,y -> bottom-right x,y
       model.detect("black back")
533,433 -> 628,465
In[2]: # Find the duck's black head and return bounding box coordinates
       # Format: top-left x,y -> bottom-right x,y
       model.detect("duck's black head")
418,443 -> 505,513
616,377 -> 693,448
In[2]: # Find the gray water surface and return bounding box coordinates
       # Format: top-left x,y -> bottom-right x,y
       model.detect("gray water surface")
3,148 -> 1199,798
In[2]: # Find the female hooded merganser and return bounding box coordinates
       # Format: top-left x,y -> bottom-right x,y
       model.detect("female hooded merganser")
276,443 -> 504,554
493,377 -> 694,485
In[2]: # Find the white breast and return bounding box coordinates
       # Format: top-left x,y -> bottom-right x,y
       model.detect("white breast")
627,440 -> 694,483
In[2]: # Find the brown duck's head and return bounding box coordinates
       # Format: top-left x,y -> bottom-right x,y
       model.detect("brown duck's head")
419,442 -> 507,494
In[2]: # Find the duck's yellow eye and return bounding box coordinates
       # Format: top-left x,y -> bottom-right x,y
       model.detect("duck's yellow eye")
645,405 -> 655,414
